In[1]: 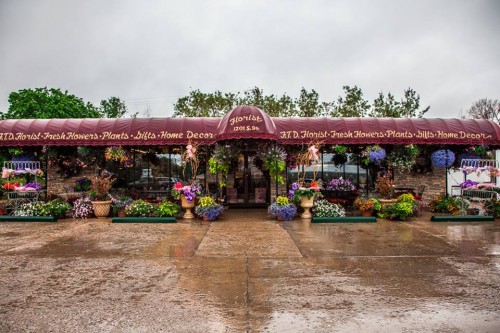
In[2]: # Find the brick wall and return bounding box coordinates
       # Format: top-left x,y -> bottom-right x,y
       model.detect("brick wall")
393,167 -> 446,204
47,168 -> 96,199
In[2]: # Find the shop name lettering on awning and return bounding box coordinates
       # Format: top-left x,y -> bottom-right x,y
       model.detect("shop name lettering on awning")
279,130 -> 492,140
229,114 -> 263,132
0,130 -> 215,142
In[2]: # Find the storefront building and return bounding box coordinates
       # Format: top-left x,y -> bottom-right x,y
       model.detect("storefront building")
1,106 -> 499,206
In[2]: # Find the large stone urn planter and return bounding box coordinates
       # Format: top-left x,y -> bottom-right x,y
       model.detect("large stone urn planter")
91,200 -> 112,219
300,195 -> 315,219
180,195 -> 195,219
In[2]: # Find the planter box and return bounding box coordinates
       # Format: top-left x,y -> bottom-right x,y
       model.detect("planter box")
112,217 -> 177,223
0,216 -> 57,222
312,216 -> 377,223
430,215 -> 494,222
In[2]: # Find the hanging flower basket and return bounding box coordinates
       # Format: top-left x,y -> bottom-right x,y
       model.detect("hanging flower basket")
431,149 -> 455,168
361,145 -> 386,167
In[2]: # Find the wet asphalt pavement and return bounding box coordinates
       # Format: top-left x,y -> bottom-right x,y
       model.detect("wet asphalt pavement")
0,210 -> 499,333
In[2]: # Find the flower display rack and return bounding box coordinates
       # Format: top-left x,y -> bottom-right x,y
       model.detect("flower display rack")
3,160 -> 43,214
312,216 -> 377,223
112,217 -> 177,223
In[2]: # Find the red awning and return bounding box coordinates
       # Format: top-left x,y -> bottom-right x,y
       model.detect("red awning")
273,117 -> 500,145
0,113 -> 498,147
0,117 -> 220,146
215,105 -> 277,140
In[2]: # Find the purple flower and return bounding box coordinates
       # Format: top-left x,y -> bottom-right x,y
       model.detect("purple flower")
326,178 -> 356,191
460,180 -> 478,189
24,181 -> 41,191
431,149 -> 455,168
369,148 -> 386,165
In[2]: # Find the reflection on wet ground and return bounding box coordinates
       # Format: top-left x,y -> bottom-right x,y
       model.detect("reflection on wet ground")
0,210 -> 499,332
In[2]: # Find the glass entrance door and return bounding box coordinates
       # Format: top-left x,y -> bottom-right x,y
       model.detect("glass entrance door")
226,152 -> 268,206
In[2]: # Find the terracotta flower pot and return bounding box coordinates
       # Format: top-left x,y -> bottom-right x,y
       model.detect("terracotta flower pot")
361,209 -> 373,217
91,200 -> 112,219
117,209 -> 127,217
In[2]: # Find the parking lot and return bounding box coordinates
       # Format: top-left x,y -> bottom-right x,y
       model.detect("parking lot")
0,210 -> 499,332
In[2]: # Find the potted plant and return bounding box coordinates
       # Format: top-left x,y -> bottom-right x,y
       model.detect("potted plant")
72,197 -> 94,219
374,171 -> 394,200
110,195 -> 133,217
268,195 -> 297,221
378,194 -> 418,221
89,171 -> 116,219
195,196 -> 224,221
209,144 -> 239,191
171,181 -> 201,219
387,144 -> 420,172
313,199 -> 346,217
155,201 -> 181,218
354,197 -> 381,216
361,145 -> 386,167
105,146 -> 131,167
124,199 -> 155,217
260,144 -> 287,185
289,181 -> 323,219
38,199 -> 71,219
428,193 -> 465,215
331,145 -> 348,166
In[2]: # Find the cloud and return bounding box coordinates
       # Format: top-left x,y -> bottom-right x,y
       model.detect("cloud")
0,0 -> 498,118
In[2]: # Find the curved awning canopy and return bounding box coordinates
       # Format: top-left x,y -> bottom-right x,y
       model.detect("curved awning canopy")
0,117 -> 221,146
0,111 -> 498,147
215,105 -> 277,141
273,117 -> 500,146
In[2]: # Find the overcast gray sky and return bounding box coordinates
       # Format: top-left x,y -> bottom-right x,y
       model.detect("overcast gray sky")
0,0 -> 499,118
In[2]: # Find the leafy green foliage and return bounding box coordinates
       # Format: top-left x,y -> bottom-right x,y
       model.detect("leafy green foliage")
155,201 -> 181,217
380,202 -> 415,221
331,85 -> 371,117
39,199 -> 71,218
3,87 -> 101,119
125,200 -> 155,217
428,194 -> 465,215
100,97 -> 135,118
2,88 -> 131,120
172,86 -> 430,119
369,88 -> 429,118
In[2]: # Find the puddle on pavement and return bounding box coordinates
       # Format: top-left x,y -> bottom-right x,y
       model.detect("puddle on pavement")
264,305 -> 500,332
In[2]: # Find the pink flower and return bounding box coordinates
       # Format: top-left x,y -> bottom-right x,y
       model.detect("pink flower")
174,182 -> 183,190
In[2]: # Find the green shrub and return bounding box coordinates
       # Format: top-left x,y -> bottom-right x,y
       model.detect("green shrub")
155,201 -> 181,217
380,202 -> 414,221
428,194 -> 465,215
40,199 -> 71,218
125,200 -> 155,217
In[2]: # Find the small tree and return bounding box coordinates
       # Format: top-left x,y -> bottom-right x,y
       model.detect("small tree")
2,87 -> 101,119
463,98 -> 500,123
331,85 -> 371,117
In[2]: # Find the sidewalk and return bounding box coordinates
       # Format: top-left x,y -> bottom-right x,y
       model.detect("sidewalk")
0,210 -> 499,332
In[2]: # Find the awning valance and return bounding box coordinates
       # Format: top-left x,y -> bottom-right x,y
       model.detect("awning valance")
273,117 -> 500,146
0,117 -> 220,146
0,112 -> 498,147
